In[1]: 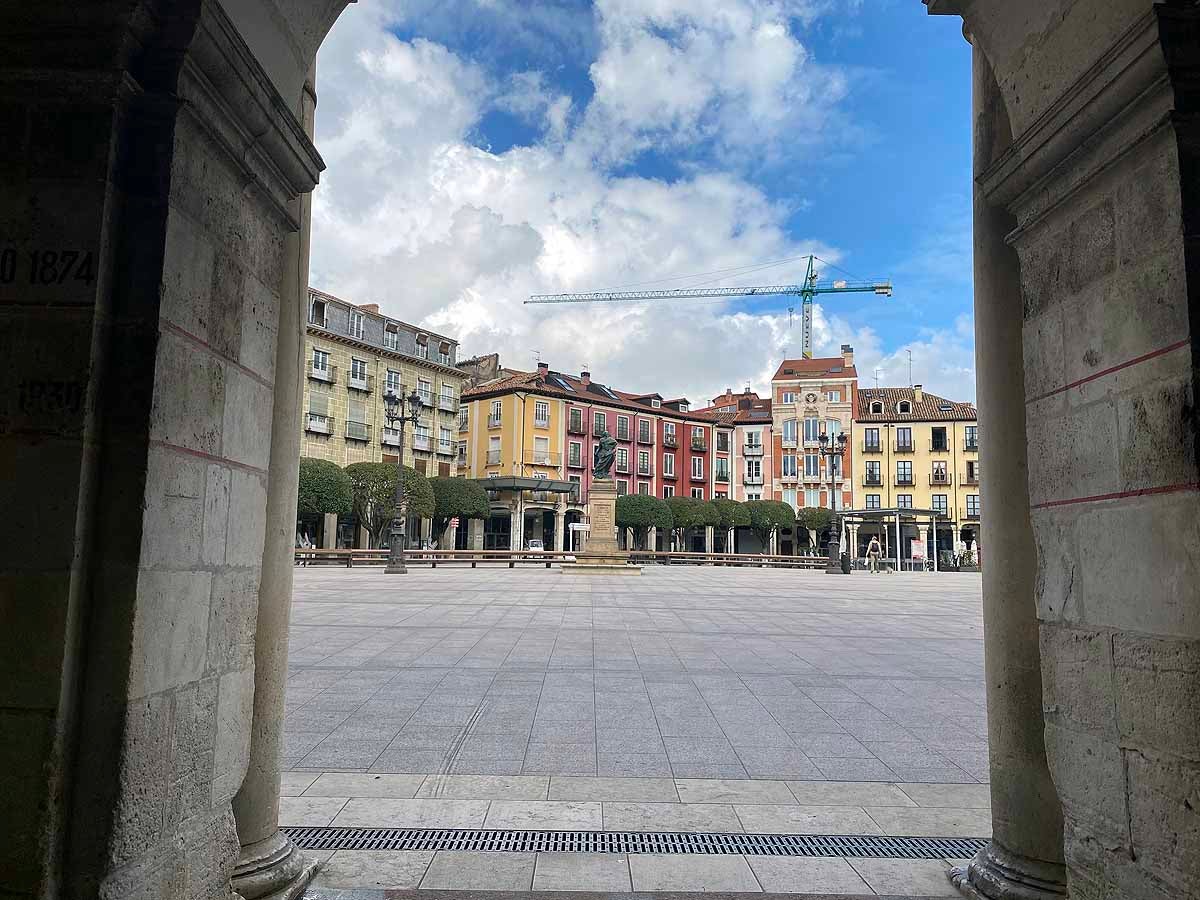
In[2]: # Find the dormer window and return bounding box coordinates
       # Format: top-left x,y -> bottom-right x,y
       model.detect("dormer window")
897,400 -> 912,414
651,399 -> 661,408
383,324 -> 399,350
679,402 -> 688,412
870,401 -> 884,414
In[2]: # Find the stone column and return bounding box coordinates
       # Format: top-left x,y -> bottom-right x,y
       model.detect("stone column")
648,526 -> 657,552
510,506 -> 521,551
322,513 -> 338,549
849,524 -> 859,560
447,521 -> 458,550
949,44 -> 1065,900
704,526 -> 714,554
468,518 -> 484,550
555,508 -> 566,551
917,525 -> 928,568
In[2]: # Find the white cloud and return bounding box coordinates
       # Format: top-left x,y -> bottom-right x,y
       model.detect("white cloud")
310,0 -> 972,409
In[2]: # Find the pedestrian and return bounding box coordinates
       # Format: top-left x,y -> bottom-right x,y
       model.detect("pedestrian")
866,535 -> 882,573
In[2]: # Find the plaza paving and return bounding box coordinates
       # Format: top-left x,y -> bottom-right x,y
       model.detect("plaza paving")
284,566 -> 989,895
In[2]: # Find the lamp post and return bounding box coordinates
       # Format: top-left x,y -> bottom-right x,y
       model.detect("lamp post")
382,387 -> 423,574
818,430 -> 849,574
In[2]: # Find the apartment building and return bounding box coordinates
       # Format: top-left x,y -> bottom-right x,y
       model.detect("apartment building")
459,362 -> 729,550
852,385 -> 980,555
301,288 -> 466,474
703,387 -> 774,502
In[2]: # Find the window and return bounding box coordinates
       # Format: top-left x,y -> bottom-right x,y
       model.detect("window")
417,378 -> 432,405
569,407 -> 583,433
690,487 -> 704,499
488,435 -> 501,464
715,457 -> 729,481
534,400 -> 549,427
866,460 -> 881,483
897,400 -> 912,414
825,418 -> 841,439
931,426 -> 948,451
349,310 -> 364,339
967,459 -> 981,482
829,454 -> 842,478
638,482 -> 649,495
350,357 -> 368,382
782,454 -> 798,477
618,480 -> 629,495
568,441 -> 582,467
438,347 -> 451,365
896,426 -> 913,450
309,297 -> 326,326
638,450 -> 650,475
781,391 -> 796,404
965,425 -> 978,450
616,415 -> 629,440
783,418 -> 798,444
746,431 -> 761,448
897,494 -> 913,509
745,459 -> 762,478
440,383 -> 456,406
312,348 -> 329,372
932,494 -> 948,515
932,460 -> 948,483
593,411 -> 606,435
416,340 -> 429,359
716,491 -> 727,499
864,427 -> 880,450
716,431 -> 729,452
383,325 -> 398,350
866,494 -> 880,509
663,453 -> 675,476
663,485 -> 674,498
747,492 -> 762,501
782,489 -> 797,509
896,460 -> 913,484
533,435 -> 550,464
870,401 -> 884,414
664,422 -> 676,440
413,423 -> 431,450
804,488 -> 820,507
967,494 -> 981,518
385,369 -> 401,395
678,402 -> 689,412
616,448 -> 629,472
458,406 -> 468,431
490,399 -> 502,426
804,453 -> 820,477
691,456 -> 703,479
826,390 -> 840,402
347,397 -> 367,433
638,419 -> 651,443
651,398 -> 661,408
439,426 -> 453,452
802,417 -> 820,443
457,441 -> 467,463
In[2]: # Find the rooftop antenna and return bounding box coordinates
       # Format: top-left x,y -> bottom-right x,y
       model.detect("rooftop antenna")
907,349 -> 913,387
531,349 -> 541,365
874,368 -> 882,390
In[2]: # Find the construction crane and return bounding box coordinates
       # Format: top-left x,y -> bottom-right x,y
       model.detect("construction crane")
526,255 -> 892,359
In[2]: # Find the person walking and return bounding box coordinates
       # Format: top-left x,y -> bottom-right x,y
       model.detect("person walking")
866,535 -> 882,574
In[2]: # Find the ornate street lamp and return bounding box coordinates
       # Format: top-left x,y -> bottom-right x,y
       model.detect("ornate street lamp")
818,430 -> 849,574
382,387 -> 423,574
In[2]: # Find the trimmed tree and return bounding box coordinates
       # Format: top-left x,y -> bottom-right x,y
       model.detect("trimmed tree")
795,506 -> 834,551
429,476 -> 491,543
615,494 -> 673,550
745,499 -> 797,553
344,462 -> 434,548
711,497 -> 750,552
297,457 -> 352,519
665,496 -> 720,550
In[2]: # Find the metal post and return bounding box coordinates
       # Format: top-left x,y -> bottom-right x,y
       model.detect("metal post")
384,389 -> 422,575
896,512 -> 902,572
932,514 -> 939,572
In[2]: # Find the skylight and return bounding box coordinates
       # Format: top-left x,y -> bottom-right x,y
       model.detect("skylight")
552,376 -> 576,392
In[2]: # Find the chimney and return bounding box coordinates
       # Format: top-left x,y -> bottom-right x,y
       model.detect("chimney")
580,370 -> 591,386
359,303 -> 380,314
841,343 -> 854,368
914,384 -> 923,403
537,361 -> 549,380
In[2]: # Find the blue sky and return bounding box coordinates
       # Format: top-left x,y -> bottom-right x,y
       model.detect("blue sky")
311,1 -> 976,402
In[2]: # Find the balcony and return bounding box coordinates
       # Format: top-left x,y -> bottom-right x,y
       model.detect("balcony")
802,471 -> 822,483
663,434 -> 678,448
438,395 -> 457,412
568,420 -> 586,435
929,472 -> 952,486
893,440 -> 915,453
534,416 -> 550,429
662,468 -> 677,480
487,449 -> 502,465
411,433 -> 432,452
305,413 -> 333,435
691,438 -> 707,451
715,471 -> 730,484
437,440 -> 454,455
964,438 -> 979,452
345,421 -> 370,442
929,440 -> 950,454
743,443 -> 764,456
347,371 -> 372,393
637,430 -> 654,445
308,363 -> 337,383
781,437 -> 797,449
895,475 -> 915,487
862,440 -> 882,453
418,390 -> 434,407
690,470 -> 706,483
525,449 -> 561,466
567,454 -> 584,469
488,414 -> 502,428
381,427 -> 400,447
744,474 -> 764,486
863,474 -> 882,487
963,471 -> 980,485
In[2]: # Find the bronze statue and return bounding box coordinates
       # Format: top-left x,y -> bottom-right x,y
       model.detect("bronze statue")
592,428 -> 617,479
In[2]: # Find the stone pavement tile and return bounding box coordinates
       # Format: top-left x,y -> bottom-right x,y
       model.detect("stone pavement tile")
596,730 -> 665,752
533,852 -> 632,891
406,705 -> 479,726
278,796 -> 348,826
786,781 -> 916,807
522,742 -> 597,776
602,801 -> 744,833
674,778 -> 796,805
898,782 -> 992,808
280,771 -> 320,796
420,851 -> 536,890
313,850 -> 434,889
795,733 -> 876,758
370,749 -> 452,773
457,733 -> 532,759
840,720 -> 918,742
304,773 -> 425,798
386,725 -> 466,749
534,701 -> 595,721
298,739 -> 389,770
326,718 -> 411,741
330,798 -> 489,829
847,858 -> 959,896
865,805 -> 992,837
628,853 -> 761,892
812,757 -> 900,782
549,776 -> 679,802
886,764 -> 978,784
484,800 -> 603,830
446,758 -> 526,776
598,751 -> 674,777
734,804 -> 883,835
284,732 -> 329,758
417,774 -> 549,800
735,748 -> 823,779
663,737 -> 740,763
746,856 -> 873,893
669,762 -> 750,780
530,721 -> 595,743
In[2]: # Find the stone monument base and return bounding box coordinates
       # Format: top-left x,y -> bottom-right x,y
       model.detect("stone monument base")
562,551 -> 642,575
562,477 -> 641,575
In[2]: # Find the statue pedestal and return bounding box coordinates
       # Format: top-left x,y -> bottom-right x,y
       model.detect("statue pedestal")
564,478 -> 641,575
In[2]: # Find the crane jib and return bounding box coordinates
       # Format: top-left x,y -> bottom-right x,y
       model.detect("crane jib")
525,281 -> 891,304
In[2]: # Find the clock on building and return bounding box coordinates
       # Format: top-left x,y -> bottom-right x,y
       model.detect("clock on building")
805,392 -> 818,403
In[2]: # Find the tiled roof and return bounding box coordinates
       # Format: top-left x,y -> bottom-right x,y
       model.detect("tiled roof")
772,357 -> 858,380
857,387 -> 977,422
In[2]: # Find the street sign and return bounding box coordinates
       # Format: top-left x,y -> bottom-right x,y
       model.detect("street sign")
449,517 -> 459,528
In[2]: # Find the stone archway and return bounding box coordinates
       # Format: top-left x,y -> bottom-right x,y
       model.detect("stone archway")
3,3 -> 1197,900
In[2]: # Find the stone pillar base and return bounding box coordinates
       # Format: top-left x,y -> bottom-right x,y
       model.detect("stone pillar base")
949,840 -> 1065,900
233,831 -> 319,900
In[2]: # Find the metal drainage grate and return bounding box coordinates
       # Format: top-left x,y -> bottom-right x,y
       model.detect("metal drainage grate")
283,827 -> 985,859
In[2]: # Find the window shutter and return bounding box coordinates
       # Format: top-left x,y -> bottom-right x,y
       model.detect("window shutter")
348,398 -> 366,423
309,391 -> 329,416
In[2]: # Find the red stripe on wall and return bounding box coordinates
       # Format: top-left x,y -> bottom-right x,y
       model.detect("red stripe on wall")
149,439 -> 269,477
1031,481 -> 1199,510
160,320 -> 274,391
1026,338 -> 1191,405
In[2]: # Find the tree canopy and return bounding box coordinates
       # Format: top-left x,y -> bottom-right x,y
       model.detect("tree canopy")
795,506 -> 833,534
429,476 -> 491,539
666,496 -> 720,533
711,497 -> 751,529
344,462 -> 434,548
616,494 -> 673,549
296,457 -> 352,518
745,499 -> 796,551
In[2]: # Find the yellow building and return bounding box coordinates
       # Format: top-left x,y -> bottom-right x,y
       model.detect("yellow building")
852,385 -> 980,563
300,289 -> 467,546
